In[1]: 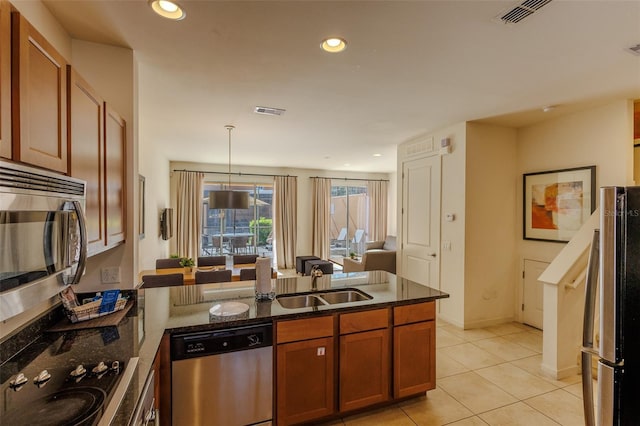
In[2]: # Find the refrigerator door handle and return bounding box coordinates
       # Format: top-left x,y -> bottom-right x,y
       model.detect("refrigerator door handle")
582,229 -> 600,349
581,229 -> 599,426
598,362 -> 616,426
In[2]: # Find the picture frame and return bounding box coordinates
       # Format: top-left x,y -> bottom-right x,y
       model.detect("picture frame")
523,165 -> 596,242
138,175 -> 145,240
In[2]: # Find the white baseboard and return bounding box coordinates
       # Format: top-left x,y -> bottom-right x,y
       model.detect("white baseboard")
462,315 -> 515,330
541,363 -> 580,380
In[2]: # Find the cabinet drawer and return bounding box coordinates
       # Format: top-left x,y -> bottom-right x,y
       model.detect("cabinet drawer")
276,315 -> 334,344
394,301 -> 435,326
340,308 -> 389,335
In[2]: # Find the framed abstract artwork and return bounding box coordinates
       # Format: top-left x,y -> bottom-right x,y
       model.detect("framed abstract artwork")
523,165 -> 596,242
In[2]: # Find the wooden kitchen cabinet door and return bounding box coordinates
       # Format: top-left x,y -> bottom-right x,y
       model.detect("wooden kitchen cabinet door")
12,12 -> 68,173
339,328 -> 390,412
0,0 -> 10,159
276,336 -> 335,425
104,104 -> 126,247
68,67 -> 105,255
393,320 -> 436,398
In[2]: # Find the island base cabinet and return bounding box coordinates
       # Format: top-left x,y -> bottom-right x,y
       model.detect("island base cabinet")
276,336 -> 334,425
339,328 -> 390,412
393,320 -> 435,398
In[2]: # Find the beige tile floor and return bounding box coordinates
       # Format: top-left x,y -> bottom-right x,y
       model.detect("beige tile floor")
320,318 -> 588,426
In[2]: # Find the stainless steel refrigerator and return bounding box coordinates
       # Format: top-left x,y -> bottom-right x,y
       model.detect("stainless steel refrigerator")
582,186 -> 640,425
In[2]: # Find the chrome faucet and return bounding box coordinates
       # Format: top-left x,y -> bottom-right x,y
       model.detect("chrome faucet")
310,265 -> 323,291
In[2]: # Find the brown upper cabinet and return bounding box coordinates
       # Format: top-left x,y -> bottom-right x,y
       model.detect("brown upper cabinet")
68,67 -> 105,255
0,0 -> 11,159
12,11 -> 68,173
104,104 -> 126,248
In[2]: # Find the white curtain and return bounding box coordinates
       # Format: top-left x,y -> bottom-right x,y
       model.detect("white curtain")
176,171 -> 204,259
312,177 -> 331,260
367,180 -> 388,241
274,176 -> 297,269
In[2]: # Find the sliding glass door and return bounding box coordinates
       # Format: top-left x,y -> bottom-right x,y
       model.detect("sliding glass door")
202,183 -> 273,257
329,182 -> 368,262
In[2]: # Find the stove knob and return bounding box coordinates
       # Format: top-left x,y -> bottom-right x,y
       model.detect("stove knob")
9,373 -> 28,389
33,370 -> 51,386
70,364 -> 87,377
92,361 -> 108,374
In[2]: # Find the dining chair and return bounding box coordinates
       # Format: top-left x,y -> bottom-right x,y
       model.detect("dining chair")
240,267 -> 273,281
195,269 -> 232,284
156,258 -> 182,269
141,273 -> 184,288
197,256 -> 226,267
233,254 -> 258,265
239,268 -> 256,281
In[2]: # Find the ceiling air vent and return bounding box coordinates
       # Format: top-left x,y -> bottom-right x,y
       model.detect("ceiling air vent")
254,106 -> 286,116
497,0 -> 553,24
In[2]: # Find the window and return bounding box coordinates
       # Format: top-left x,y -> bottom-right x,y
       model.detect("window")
201,182 -> 273,258
329,182 -> 368,262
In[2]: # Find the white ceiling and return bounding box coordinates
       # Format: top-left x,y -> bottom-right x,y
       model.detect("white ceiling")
43,0 -> 640,173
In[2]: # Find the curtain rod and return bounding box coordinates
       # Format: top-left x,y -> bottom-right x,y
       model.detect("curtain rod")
173,169 -> 297,178
309,176 -> 389,182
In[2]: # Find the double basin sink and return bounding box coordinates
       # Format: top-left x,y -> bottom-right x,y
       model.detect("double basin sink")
277,288 -> 372,309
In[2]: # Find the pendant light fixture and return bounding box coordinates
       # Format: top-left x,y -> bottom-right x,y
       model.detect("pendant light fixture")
209,125 -> 249,209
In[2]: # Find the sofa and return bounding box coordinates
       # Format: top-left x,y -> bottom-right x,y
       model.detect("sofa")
342,236 -> 396,274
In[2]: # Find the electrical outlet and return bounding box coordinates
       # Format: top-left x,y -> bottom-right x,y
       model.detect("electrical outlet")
442,240 -> 452,250
101,267 -> 121,284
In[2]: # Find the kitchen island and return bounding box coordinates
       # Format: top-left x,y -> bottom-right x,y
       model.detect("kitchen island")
140,270 -> 448,425
0,271 -> 448,426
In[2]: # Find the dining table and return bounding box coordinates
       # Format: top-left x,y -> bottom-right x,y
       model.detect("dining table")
139,263 -> 278,285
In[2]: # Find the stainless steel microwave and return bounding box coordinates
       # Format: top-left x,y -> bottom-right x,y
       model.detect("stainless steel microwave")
0,160 -> 87,322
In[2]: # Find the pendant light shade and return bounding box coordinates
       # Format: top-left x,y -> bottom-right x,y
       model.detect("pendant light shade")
209,189 -> 249,209
209,125 -> 249,210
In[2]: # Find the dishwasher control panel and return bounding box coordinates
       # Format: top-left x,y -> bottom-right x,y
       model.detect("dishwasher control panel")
171,323 -> 273,360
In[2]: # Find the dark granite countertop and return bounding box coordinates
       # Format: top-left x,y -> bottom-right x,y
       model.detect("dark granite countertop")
0,272 -> 448,425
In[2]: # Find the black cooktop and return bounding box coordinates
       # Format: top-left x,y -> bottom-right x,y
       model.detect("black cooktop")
0,325 -> 133,426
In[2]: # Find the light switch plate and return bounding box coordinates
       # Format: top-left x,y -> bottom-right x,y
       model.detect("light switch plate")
101,267 -> 121,284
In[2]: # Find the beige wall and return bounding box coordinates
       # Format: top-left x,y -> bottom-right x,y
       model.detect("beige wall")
434,122 -> 467,326
398,99 -> 633,329
517,100 -> 634,267
464,123 -> 518,327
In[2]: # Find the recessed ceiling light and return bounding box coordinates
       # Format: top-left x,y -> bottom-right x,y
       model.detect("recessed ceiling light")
373,153 -> 382,157
344,163 -> 351,167
149,0 -> 186,20
321,37 -> 347,53
542,105 -> 556,113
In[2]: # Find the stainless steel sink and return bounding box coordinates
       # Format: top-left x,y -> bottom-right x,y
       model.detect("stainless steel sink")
276,294 -> 327,309
320,289 -> 372,304
277,288 -> 372,309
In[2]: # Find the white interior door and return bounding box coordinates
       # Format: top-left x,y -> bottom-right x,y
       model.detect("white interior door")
401,155 -> 441,287
522,259 -> 548,330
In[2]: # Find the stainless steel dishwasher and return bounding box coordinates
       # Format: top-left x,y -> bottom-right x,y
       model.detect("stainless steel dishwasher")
171,323 -> 273,426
